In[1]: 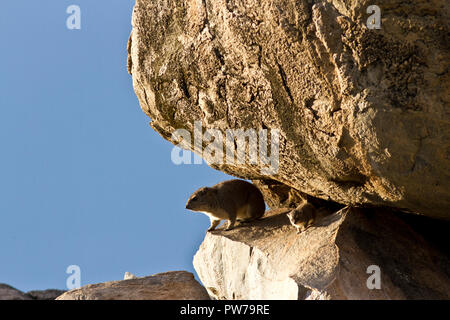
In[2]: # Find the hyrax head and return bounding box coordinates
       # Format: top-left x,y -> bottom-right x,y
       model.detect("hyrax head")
286,208 -> 301,224
185,187 -> 218,212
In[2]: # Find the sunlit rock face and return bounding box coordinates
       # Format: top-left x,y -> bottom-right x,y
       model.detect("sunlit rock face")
56,271 -> 210,300
128,0 -> 450,219
193,208 -> 450,300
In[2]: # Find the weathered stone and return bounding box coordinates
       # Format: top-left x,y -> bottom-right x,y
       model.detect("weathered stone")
56,271 -> 210,300
26,289 -> 66,300
193,208 -> 450,299
128,0 -> 450,219
0,284 -> 32,300
0,284 -> 64,300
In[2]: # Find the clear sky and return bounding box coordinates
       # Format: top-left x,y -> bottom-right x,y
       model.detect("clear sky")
0,0 -> 232,292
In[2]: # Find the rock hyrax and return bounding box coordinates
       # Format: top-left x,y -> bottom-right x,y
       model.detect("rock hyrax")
185,179 -> 266,232
287,202 -> 317,234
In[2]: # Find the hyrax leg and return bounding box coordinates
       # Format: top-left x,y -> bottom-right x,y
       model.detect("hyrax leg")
225,216 -> 237,231
223,208 -> 237,231
207,219 -> 221,232
296,222 -> 307,234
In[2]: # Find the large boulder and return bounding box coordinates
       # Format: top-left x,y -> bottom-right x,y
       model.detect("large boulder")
127,0 -> 450,218
56,271 -> 210,300
193,208 -> 450,299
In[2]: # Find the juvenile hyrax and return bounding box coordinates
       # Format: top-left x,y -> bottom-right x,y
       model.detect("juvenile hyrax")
287,202 -> 317,234
185,179 -> 266,232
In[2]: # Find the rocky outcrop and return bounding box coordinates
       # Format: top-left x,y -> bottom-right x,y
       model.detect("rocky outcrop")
127,0 -> 449,301
128,0 -> 450,219
56,271 -> 210,300
0,284 -> 32,300
193,208 -> 450,299
0,284 -> 65,300
26,289 -> 67,300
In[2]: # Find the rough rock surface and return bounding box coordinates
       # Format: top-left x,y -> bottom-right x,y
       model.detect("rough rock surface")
193,208 -> 450,299
128,0 -> 450,218
0,284 -> 32,300
26,289 -> 66,300
123,271 -> 138,280
0,284 -> 65,300
56,271 -> 210,300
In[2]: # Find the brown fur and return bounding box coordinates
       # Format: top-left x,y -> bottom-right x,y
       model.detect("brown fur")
186,179 -> 266,232
287,202 -> 317,234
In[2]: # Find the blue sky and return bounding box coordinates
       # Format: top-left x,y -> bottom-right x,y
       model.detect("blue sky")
0,0 -> 231,292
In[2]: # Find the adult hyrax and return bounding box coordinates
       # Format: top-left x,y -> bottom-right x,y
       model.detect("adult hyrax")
287,202 -> 317,234
185,179 -> 266,232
